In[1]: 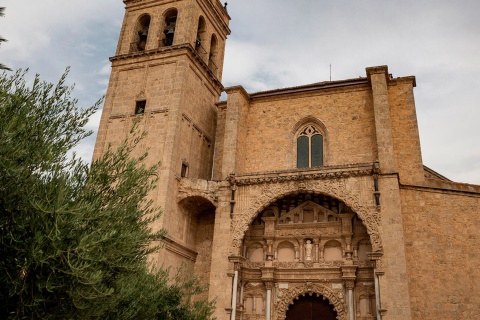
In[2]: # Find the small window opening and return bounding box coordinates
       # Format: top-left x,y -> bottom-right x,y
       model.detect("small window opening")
162,10 -> 177,47
135,15 -> 151,52
135,100 -> 146,115
297,125 -> 324,168
181,162 -> 189,178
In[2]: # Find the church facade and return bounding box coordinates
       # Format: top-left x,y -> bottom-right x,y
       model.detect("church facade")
93,1 -> 480,319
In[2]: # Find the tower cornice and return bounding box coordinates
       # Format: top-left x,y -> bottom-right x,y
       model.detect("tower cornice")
110,43 -> 224,92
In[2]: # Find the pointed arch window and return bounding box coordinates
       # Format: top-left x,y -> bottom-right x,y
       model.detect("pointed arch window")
297,125 -> 323,168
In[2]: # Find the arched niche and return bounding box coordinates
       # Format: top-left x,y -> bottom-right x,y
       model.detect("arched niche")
277,241 -> 295,262
357,238 -> 373,261
324,240 -> 343,261
247,242 -> 264,262
177,195 -> 215,296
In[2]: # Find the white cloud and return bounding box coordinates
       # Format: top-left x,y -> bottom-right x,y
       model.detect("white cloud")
1,0 -> 478,184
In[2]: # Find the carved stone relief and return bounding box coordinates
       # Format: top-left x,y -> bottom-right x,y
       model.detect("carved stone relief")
230,177 -> 382,254
276,282 -> 347,320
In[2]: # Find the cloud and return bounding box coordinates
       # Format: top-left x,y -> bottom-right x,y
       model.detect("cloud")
1,0 -> 478,184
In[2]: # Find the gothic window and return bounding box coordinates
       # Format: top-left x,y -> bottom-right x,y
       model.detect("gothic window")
134,15 -> 151,52
162,9 -> 177,46
297,124 -> 323,168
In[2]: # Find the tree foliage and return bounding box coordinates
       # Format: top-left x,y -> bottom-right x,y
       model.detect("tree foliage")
0,70 -> 215,319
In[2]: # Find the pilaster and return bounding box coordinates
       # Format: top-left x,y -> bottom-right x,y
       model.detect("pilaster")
366,66 -> 397,174
221,86 -> 250,178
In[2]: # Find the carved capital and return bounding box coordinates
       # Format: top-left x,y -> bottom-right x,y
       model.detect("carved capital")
344,280 -> 355,290
264,281 -> 275,290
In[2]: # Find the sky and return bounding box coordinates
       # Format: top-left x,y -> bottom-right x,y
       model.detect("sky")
1,0 -> 479,184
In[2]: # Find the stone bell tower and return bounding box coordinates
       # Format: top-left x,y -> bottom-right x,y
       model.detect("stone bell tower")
93,0 -> 230,267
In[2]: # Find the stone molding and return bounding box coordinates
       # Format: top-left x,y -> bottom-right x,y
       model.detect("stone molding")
276,282 -> 346,320
177,178 -> 225,206
110,44 -> 224,90
227,163 -> 373,186
230,177 -> 383,254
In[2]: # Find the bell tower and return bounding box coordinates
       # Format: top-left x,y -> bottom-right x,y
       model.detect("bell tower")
93,0 -> 230,267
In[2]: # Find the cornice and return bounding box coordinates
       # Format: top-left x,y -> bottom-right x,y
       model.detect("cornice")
110,43 -> 224,91
226,163 -> 375,186
248,78 -> 369,100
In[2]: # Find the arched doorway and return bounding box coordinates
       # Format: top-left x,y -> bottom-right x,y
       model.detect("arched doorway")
286,294 -> 337,320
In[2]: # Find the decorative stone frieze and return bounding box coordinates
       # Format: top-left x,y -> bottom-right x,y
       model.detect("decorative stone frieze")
276,282 -> 347,320
177,178 -> 225,206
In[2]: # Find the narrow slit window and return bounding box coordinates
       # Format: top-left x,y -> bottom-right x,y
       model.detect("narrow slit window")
181,163 -> 189,178
296,125 -> 324,168
135,100 -> 146,114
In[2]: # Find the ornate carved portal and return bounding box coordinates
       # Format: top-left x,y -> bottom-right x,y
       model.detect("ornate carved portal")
236,181 -> 378,320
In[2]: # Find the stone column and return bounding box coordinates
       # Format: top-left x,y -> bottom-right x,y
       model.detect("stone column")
374,271 -> 382,320
342,266 -> 357,320
368,252 -> 384,320
230,269 -> 239,320
265,282 -> 273,320
239,282 -> 245,320
346,281 -> 355,320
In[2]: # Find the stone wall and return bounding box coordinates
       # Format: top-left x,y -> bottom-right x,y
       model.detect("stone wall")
401,186 -> 480,319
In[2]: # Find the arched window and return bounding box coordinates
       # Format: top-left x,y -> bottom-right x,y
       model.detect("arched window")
134,14 -> 151,52
162,9 -> 177,46
208,34 -> 218,74
297,124 -> 324,168
195,16 -> 206,52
